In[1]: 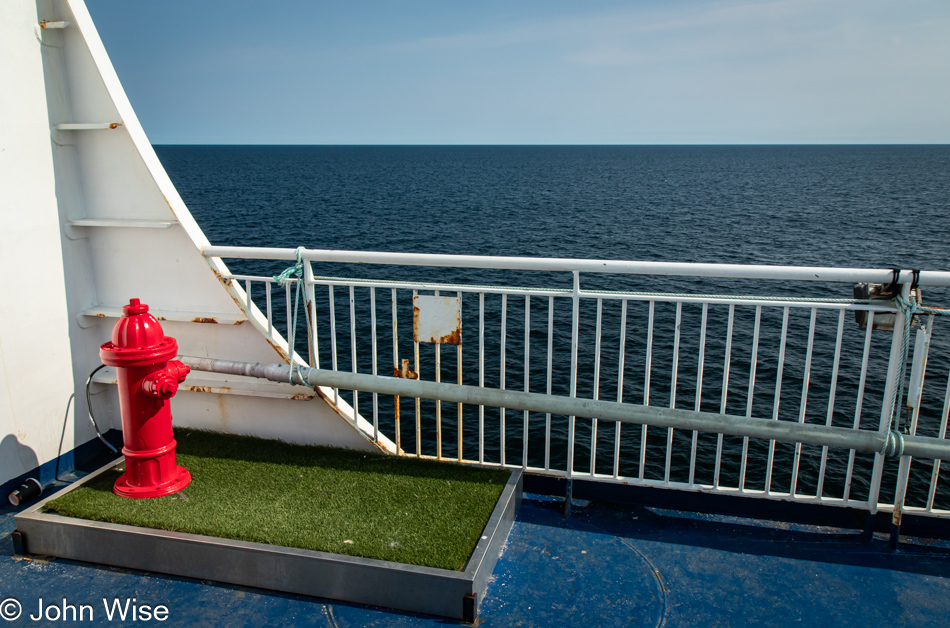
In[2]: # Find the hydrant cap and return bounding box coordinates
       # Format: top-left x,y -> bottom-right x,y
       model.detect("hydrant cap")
99,298 -> 178,366
112,298 -> 165,349
124,298 -> 149,316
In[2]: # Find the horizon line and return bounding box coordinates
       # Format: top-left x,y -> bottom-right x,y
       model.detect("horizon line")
151,142 -> 950,147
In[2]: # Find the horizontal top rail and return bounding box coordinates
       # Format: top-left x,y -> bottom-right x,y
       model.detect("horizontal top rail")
203,246 -> 950,286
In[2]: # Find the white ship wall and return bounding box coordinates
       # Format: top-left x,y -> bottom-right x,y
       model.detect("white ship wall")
0,0 -> 79,489
1,0 -> 380,489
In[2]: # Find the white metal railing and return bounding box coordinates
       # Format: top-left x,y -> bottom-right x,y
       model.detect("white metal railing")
203,246 -> 950,523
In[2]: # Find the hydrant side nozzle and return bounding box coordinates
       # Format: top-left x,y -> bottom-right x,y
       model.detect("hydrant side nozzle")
142,372 -> 178,399
168,360 -> 191,383
142,361 -> 191,399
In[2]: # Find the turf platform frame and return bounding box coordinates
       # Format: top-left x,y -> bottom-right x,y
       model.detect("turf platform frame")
14,458 -> 523,620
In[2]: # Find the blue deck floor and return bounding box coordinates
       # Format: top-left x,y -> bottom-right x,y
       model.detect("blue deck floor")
3,481 -> 950,627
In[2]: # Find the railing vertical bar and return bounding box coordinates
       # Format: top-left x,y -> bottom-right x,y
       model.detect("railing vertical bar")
285,282 -> 294,363
891,317 -> 933,546
265,281 -> 273,337
523,295 -> 531,468
591,298 -> 603,476
665,302 -> 683,483
434,290 -> 442,460
568,272 -> 580,477
392,288 -> 400,454
457,292 -> 464,463
844,311 -> 875,501
739,305 -> 762,491
370,286 -> 378,443
817,309 -> 845,498
926,369 -> 950,511
500,293 -> 507,466
764,306 -> 790,494
328,285 -> 338,404
245,280 -> 252,312
614,299 -> 628,479
545,296 -> 554,471
413,289 -> 421,457
640,300 -> 655,480
349,285 -> 358,420
790,307 -> 817,496
304,263 -> 319,370
714,304 -> 735,489
689,303 -> 708,485
868,284 -> 910,513
479,292 -> 485,465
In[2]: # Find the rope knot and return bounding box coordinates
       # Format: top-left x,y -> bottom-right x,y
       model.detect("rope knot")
273,246 -> 305,285
882,430 -> 905,458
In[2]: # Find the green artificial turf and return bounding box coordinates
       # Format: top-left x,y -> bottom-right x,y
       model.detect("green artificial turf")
44,429 -> 510,571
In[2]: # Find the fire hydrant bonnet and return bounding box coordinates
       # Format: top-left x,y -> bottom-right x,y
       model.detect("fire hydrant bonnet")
101,298 -> 179,366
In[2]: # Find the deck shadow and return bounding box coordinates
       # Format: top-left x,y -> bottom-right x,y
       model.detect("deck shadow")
520,496 -> 950,579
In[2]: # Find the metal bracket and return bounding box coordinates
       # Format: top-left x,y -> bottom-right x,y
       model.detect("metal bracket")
563,479 -> 573,519
11,530 -> 25,555
462,593 -> 477,624
889,520 -> 901,551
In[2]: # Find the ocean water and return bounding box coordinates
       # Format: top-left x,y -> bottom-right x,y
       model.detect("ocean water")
157,145 -> 950,508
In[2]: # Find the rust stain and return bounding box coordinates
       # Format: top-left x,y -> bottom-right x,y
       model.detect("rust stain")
109,123 -> 121,129
217,394 -> 228,429
305,300 -> 315,364
393,359 -> 418,380
395,393 -> 401,453
436,329 -> 462,345
290,394 -> 312,401
184,386 -> 213,394
95,313 -> 106,317
211,266 -> 233,286
191,317 -> 219,324
219,276 -> 254,326
262,333 -> 292,362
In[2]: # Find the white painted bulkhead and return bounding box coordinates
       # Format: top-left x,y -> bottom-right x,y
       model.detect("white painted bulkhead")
1,0 -> 383,490
0,0 -> 78,491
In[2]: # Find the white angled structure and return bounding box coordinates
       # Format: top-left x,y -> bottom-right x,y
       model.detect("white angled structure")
0,0 -> 383,495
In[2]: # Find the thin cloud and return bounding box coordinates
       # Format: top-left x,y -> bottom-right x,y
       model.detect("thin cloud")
390,0 -> 820,53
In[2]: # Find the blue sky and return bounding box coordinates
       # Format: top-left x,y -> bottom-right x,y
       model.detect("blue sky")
86,0 -> 950,145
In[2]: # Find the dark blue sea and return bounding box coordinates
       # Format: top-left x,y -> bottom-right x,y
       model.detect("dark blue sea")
157,145 -> 950,508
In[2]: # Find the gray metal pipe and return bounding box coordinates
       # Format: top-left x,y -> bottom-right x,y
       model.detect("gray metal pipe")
179,356 -> 950,460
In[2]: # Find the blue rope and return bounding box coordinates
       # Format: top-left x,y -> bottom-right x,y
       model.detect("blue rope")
273,247 -> 307,385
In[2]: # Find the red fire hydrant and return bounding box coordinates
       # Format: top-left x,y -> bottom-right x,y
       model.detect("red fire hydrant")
100,298 -> 192,498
